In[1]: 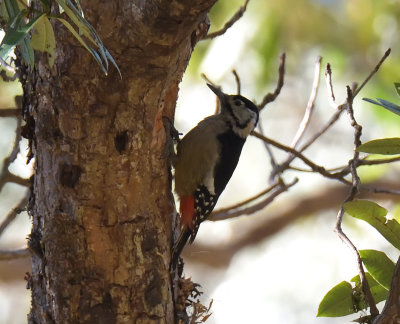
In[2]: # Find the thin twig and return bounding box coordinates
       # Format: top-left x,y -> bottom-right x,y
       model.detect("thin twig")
252,131 -> 350,184
362,186 -> 400,195
0,117 -> 29,191
318,153 -> 400,175
0,195 -> 28,238
258,53 -> 286,109
325,63 -> 339,109
271,107 -> 344,179
200,73 -> 215,86
0,108 -> 20,117
232,70 -> 241,94
0,248 -> 30,260
358,156 -> 400,167
298,109 -> 343,153
334,86 -> 379,317
0,56 -> 16,73
353,48 -> 391,98
210,178 -> 298,221
257,123 -> 278,171
211,181 -> 281,216
203,0 -> 250,40
291,56 -> 322,149
201,73 -> 221,114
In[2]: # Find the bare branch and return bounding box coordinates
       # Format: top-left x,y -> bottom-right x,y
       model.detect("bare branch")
211,181 -> 281,216
210,178 -> 298,221
2,173 -> 30,187
0,195 -> 28,238
325,63 -> 339,109
353,48 -> 391,98
232,70 -> 241,94
0,116 -> 30,190
252,131 -> 350,184
362,186 -> 400,196
258,53 -> 286,109
185,180 -> 400,267
203,0 -> 250,40
0,108 -> 20,117
318,155 -> 400,178
200,73 -> 215,86
334,87 -> 379,317
0,248 -> 30,260
271,107 -> 344,180
0,56 -> 16,73
359,156 -> 400,166
291,56 -> 322,149
298,109 -> 343,153
257,122 -> 279,174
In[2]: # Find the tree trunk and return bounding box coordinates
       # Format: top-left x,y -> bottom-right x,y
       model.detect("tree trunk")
372,256 -> 400,324
22,1 -> 215,323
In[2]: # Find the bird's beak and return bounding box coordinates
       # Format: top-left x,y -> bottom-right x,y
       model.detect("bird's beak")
207,83 -> 228,105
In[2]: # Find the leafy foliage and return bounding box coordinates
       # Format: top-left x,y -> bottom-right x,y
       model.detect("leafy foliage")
359,250 -> 395,290
344,200 -> 400,250
318,198 -> 400,320
317,281 -> 355,317
0,0 -> 119,75
351,273 -> 389,308
318,268 -> 392,318
363,83 -> 400,117
357,138 -> 400,155
30,15 -> 55,66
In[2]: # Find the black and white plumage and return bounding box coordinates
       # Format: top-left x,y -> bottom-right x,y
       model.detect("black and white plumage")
171,83 -> 259,268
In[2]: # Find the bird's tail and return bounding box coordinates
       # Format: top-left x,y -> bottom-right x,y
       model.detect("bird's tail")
171,229 -> 192,269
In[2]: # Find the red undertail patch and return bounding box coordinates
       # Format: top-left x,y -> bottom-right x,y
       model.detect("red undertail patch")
180,196 -> 195,230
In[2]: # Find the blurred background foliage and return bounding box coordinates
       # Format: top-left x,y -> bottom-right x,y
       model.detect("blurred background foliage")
188,0 -> 400,127
1,0 -> 400,323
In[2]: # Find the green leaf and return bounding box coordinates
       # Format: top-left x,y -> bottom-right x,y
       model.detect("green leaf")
344,200 -> 400,250
363,97 -> 400,117
54,16 -> 107,75
31,15 -> 56,66
0,1 -> 8,23
72,0 -> 84,16
53,0 -> 120,76
0,7 -> 27,59
359,250 -> 395,290
394,82 -> 400,97
0,10 -> 45,66
357,138 -> 400,155
56,0 -> 95,43
351,272 -> 389,305
317,281 -> 355,317
393,204 -> 400,224
4,0 -> 19,18
104,47 -> 121,78
62,0 -> 112,70
19,36 -> 34,67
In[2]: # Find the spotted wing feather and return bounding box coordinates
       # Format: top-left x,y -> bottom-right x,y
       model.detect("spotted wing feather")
188,185 -> 217,243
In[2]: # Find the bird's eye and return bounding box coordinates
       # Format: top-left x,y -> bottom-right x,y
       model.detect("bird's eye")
234,99 -> 243,106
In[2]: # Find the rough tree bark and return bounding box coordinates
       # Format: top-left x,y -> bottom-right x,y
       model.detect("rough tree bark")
21,1 -> 216,323
373,256 -> 400,324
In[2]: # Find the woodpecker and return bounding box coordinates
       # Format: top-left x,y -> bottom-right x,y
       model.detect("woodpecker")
171,83 -> 259,267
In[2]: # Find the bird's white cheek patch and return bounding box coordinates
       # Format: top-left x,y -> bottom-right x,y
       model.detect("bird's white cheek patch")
235,119 -> 256,138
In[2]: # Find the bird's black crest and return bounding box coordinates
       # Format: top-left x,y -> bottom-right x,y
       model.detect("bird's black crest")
233,95 -> 259,116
